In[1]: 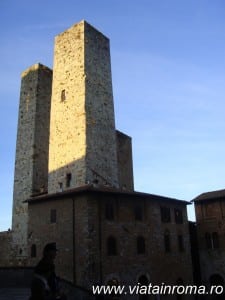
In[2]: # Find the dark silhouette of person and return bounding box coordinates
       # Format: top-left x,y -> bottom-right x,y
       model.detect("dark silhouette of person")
30,243 -> 67,300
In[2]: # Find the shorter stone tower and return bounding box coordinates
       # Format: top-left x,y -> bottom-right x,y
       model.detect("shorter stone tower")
12,64 -> 52,257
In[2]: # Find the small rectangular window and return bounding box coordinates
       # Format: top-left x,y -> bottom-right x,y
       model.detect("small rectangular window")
161,207 -> 171,223
66,173 -> 72,187
205,233 -> 212,249
175,209 -> 183,224
61,89 -> 66,102
164,231 -> 171,252
31,244 -> 37,258
105,201 -> 114,221
178,235 -> 184,252
50,209 -> 57,223
134,204 -> 143,221
59,182 -> 63,192
212,232 -> 219,249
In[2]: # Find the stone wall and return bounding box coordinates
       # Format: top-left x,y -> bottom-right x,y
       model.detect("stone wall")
116,130 -> 134,191
48,20 -> 119,194
0,231 -> 12,267
48,21 -> 87,193
84,21 -> 119,188
12,63 -> 52,258
90,195 -> 193,296
27,190 -> 194,299
195,199 -> 225,286
28,197 -> 74,282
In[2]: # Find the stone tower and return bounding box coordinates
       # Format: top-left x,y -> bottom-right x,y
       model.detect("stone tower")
11,20 -> 134,261
48,21 -> 119,193
12,64 -> 52,257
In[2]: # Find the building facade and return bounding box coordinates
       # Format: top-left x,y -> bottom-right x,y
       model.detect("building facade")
0,19 -> 205,299
193,189 -> 225,289
27,187 -> 193,299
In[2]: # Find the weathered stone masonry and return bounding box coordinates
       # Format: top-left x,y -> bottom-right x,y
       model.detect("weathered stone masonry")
48,21 -> 120,194
12,64 -> 52,257
11,20 -> 134,262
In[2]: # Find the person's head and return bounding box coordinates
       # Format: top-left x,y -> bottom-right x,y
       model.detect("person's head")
43,243 -> 57,261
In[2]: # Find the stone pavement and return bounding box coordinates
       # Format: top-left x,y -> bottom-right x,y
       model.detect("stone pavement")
0,288 -> 30,300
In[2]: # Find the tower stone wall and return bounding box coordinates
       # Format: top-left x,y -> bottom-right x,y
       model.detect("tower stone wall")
84,22 -> 118,188
12,63 -> 52,257
48,21 -> 119,194
116,130 -> 134,191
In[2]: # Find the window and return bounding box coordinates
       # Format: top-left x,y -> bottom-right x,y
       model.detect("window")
138,275 -> 149,300
205,233 -> 212,249
174,209 -> 183,224
31,244 -> 37,258
205,232 -> 219,250
164,230 -> 171,252
161,207 -> 171,223
176,278 -> 184,300
107,236 -> 117,256
137,236 -> 146,254
134,204 -> 143,221
50,209 -> 57,223
212,232 -> 219,249
58,182 -> 63,192
66,173 -> 72,187
61,89 -> 66,101
178,235 -> 184,252
105,201 -> 114,221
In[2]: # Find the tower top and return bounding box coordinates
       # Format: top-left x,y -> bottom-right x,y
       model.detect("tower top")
56,20 -> 109,41
21,63 -> 52,78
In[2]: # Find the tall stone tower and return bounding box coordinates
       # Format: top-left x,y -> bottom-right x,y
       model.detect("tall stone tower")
48,21 -> 119,193
12,64 -> 52,257
11,20 -> 134,261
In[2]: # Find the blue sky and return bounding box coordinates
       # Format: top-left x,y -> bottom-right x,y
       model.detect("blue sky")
1,0 -> 225,229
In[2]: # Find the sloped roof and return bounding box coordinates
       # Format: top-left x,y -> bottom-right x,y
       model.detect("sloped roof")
26,184 -> 190,206
193,189 -> 225,203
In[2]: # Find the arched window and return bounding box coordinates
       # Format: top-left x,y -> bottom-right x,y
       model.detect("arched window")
138,275 -> 149,300
212,232 -> 219,249
107,236 -> 117,256
164,230 -> 171,253
137,236 -> 146,254
205,232 -> 212,249
31,244 -> 37,258
176,278 -> 184,300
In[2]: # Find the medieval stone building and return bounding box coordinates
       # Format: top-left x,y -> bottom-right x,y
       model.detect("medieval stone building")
193,189 -> 225,289
2,19 -> 225,299
5,20 -> 194,298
